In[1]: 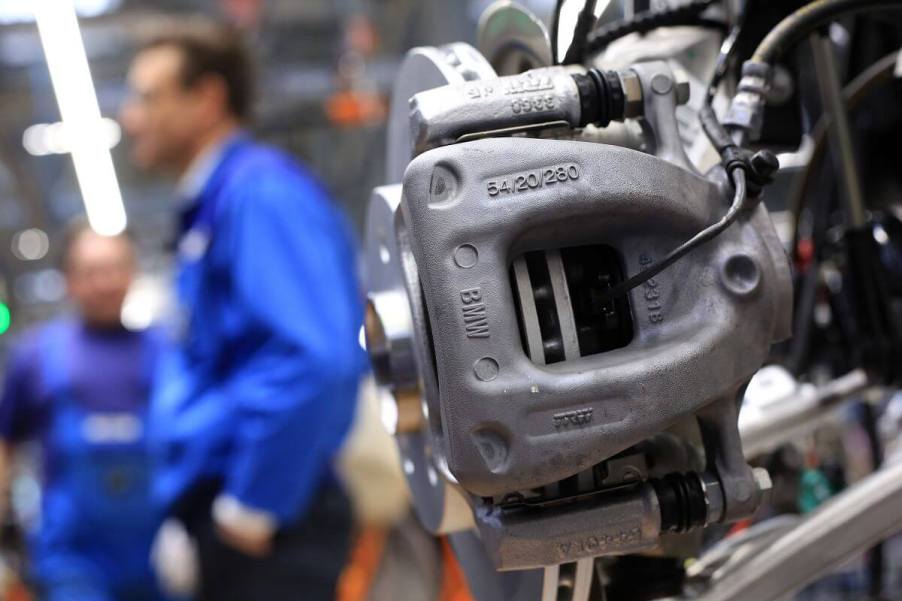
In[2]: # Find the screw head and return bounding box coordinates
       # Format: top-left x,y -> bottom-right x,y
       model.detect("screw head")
751,149 -> 780,179
651,73 -> 673,95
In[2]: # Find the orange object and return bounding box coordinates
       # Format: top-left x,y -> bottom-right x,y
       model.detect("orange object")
337,529 -> 475,601
727,518 -> 752,537
438,538 -> 475,601
336,527 -> 388,601
325,90 -> 387,127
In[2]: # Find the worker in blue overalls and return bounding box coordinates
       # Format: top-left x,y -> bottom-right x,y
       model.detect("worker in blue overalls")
0,222 -> 165,601
120,21 -> 364,601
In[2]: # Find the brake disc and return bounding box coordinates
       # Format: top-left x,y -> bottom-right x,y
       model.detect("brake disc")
369,43 -> 497,534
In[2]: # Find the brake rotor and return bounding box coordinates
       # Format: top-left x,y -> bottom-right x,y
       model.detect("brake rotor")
386,43 -> 496,183
367,43 -> 496,533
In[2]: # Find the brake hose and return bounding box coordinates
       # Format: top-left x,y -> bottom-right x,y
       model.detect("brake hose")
753,0 -> 902,65
602,0 -> 902,301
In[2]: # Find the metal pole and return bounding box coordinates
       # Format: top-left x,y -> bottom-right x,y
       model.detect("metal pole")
694,459 -> 902,601
740,369 -> 869,458
810,34 -> 867,227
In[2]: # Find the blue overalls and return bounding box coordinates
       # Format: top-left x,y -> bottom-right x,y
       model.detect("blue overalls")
32,320 -> 163,601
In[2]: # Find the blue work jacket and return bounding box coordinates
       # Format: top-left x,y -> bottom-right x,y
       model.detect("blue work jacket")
151,135 -> 364,525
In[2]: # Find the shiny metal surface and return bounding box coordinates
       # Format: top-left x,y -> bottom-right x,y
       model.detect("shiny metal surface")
477,1 -> 553,75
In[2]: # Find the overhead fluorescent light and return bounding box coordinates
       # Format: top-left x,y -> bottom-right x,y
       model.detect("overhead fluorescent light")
23,118 -> 121,157
1,0 -> 120,25
33,0 -> 127,236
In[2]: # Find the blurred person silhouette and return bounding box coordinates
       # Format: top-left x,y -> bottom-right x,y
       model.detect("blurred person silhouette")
0,222 -> 165,601
120,20 -> 363,601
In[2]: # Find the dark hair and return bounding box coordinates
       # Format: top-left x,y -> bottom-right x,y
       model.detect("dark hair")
139,20 -> 254,121
61,218 -> 135,272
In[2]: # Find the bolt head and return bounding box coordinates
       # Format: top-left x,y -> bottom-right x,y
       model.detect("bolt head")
751,150 -> 780,177
650,73 -> 673,95
619,70 -> 643,118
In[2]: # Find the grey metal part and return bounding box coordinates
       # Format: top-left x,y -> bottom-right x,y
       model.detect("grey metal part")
477,1 -> 553,75
740,368 -> 869,458
409,67 -> 582,155
475,483 -> 662,570
629,61 -> 697,173
590,29 -> 724,171
387,44 -> 497,183
376,42 -> 501,535
685,514 -> 803,585
572,122 -> 647,151
618,70 -> 644,118
364,185 -> 473,534
449,531 -> 545,601
696,398 -> 760,522
695,459 -> 902,601
365,186 -> 419,395
365,186 -> 418,396
722,73 -> 769,143
399,136 -> 792,498
377,41 -> 794,591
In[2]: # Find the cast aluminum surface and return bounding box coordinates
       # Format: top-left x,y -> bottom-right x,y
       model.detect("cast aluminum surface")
369,38 -> 795,601
399,136 -> 791,498
409,66 -> 582,155
386,44 -> 497,183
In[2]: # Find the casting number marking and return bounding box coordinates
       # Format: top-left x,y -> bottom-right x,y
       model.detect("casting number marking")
640,254 -> 665,324
487,164 -> 579,197
510,94 -> 555,114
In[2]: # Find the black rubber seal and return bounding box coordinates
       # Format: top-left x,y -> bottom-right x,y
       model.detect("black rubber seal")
572,69 -> 625,127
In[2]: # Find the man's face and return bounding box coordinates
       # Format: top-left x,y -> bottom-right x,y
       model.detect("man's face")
66,232 -> 135,328
120,46 -> 205,172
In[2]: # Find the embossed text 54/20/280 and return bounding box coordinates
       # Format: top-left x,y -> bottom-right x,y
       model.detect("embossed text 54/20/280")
486,164 -> 580,197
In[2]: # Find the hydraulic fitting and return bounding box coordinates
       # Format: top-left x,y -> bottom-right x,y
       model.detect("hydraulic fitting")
723,61 -> 772,142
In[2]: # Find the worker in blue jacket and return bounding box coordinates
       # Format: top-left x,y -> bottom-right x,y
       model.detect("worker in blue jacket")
120,22 -> 364,601
0,223 -> 165,601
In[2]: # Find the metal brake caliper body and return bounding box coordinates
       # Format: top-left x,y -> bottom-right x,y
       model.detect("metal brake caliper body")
366,49 -> 792,574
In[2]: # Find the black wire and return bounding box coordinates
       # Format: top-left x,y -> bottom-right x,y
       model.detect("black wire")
562,0 -> 599,64
584,0 -> 720,56
597,169 -> 749,302
551,0 -> 566,64
593,0 -> 902,302
705,22 -> 742,105
699,105 -> 735,153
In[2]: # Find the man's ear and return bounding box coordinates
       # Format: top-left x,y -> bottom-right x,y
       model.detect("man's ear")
195,74 -> 230,118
